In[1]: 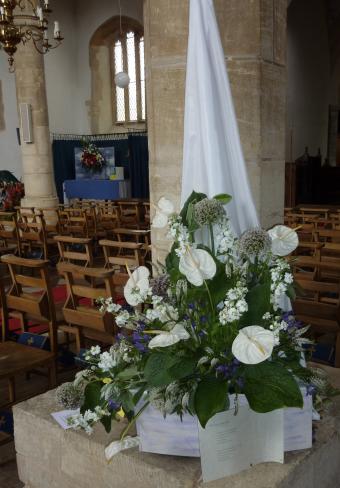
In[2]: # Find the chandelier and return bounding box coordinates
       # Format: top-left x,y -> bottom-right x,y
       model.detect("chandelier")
0,0 -> 63,71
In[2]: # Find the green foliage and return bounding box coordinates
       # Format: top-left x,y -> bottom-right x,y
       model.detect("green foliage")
239,282 -> 271,327
144,353 -> 176,387
243,361 -> 303,413
194,376 -> 229,428
145,352 -> 196,387
213,193 -> 232,205
80,381 -> 102,414
180,190 -> 207,227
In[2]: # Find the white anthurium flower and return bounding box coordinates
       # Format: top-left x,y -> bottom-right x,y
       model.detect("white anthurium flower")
232,325 -> 275,365
124,266 -> 150,306
148,323 -> 190,349
152,197 -> 175,228
179,247 -> 216,286
268,225 -> 299,257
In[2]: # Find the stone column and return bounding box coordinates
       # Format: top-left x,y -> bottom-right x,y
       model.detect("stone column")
144,0 -> 287,241
15,41 -> 58,208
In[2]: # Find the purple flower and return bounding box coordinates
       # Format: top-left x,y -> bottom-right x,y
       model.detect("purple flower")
108,400 -> 120,411
200,316 -> 207,324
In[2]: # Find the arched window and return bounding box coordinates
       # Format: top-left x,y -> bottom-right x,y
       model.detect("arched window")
113,30 -> 145,123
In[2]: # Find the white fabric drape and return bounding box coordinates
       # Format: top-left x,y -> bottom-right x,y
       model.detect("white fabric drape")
181,0 -> 259,235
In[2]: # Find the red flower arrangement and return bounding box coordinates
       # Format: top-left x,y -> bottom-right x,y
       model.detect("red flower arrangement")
0,182 -> 25,211
80,140 -> 106,172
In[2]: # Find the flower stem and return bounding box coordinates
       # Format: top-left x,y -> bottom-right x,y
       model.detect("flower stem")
204,280 -> 215,317
208,223 -> 215,255
120,401 -> 150,441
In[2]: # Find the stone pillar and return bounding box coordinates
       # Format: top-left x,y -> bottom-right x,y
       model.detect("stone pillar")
15,41 -> 58,208
144,0 -> 287,240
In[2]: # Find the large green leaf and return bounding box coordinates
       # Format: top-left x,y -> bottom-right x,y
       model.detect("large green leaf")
239,282 -> 271,326
144,352 -> 177,387
168,357 -> 196,380
180,190 -> 207,227
81,381 -> 102,414
243,361 -> 303,413
194,377 -> 229,428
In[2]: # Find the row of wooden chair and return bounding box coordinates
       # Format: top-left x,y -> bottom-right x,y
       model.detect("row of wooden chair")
0,254 -> 129,408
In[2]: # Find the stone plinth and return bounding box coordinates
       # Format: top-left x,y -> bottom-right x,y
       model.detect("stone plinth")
13,389 -> 340,488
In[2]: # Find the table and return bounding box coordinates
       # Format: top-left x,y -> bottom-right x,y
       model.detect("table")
64,180 -> 127,200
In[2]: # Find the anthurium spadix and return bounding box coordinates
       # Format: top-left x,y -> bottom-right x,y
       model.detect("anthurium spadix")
179,247 -> 216,286
268,225 -> 299,257
232,325 -> 275,364
148,323 -> 190,349
124,266 -> 150,306
152,197 -> 175,229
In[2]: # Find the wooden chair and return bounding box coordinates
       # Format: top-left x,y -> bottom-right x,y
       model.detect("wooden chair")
0,211 -> 20,256
17,211 -> 49,259
0,255 -> 57,406
293,278 -> 340,367
117,200 -> 141,228
57,262 -> 128,353
54,235 -> 94,267
99,239 -> 143,271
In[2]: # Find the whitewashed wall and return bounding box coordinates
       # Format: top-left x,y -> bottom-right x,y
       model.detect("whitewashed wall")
0,0 -> 143,178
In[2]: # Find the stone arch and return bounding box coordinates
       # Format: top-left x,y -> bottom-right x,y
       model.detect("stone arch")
89,15 -> 145,133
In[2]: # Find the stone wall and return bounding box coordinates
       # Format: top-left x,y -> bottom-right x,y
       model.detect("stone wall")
144,0 -> 287,241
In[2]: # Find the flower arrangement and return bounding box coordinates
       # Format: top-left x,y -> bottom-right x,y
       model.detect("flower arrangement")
68,191 -> 316,436
80,140 -> 106,172
0,181 -> 25,211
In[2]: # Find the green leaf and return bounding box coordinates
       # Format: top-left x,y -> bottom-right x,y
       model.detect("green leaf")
243,361 -> 303,413
286,284 -> 296,301
194,377 -> 229,428
239,282 -> 271,326
165,243 -> 181,281
100,413 -> 113,433
168,357 -> 196,380
180,190 -> 207,226
81,381 -> 102,414
213,193 -> 232,205
144,352 -> 177,387
116,366 -> 139,380
208,259 -> 233,307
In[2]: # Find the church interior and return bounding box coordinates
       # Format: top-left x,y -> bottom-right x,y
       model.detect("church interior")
1,0 -> 340,486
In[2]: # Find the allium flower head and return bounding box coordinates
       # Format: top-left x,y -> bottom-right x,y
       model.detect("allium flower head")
238,228 -> 271,258
56,382 -> 84,410
150,273 -> 170,298
194,198 -> 225,226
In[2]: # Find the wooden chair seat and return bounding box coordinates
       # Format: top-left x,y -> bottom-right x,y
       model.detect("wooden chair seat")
0,342 -> 55,379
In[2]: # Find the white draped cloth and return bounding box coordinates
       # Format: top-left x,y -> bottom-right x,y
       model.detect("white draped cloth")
181,0 -> 259,236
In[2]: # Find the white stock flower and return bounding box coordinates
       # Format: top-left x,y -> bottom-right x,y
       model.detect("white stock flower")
148,323 -> 190,349
232,325 -> 275,364
124,266 -> 151,306
98,351 -> 117,371
179,247 -> 216,286
268,225 -> 299,257
152,197 -> 175,228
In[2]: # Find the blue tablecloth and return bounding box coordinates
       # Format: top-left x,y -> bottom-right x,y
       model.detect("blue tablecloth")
64,179 -> 121,200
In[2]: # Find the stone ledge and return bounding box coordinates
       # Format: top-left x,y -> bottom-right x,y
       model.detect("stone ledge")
13,390 -> 340,488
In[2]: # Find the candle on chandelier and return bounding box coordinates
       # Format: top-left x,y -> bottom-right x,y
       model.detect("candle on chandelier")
44,0 -> 49,6
36,6 -> 43,21
54,21 -> 60,38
